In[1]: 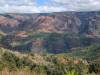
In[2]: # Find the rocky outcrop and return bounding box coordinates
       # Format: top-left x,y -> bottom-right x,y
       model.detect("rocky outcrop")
0,12 -> 100,53
0,12 -> 100,35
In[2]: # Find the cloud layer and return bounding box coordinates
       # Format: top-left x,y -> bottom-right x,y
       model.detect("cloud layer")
0,0 -> 100,13
52,0 -> 100,10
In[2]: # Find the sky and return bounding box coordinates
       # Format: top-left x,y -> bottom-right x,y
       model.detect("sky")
0,0 -> 100,13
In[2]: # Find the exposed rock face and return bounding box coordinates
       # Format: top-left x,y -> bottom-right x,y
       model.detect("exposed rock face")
0,12 -> 100,53
0,12 -> 100,35
36,16 -> 56,32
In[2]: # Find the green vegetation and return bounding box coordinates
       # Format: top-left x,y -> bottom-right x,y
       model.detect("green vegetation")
0,45 -> 100,75
0,32 -> 100,75
1,32 -> 99,53
66,69 -> 78,75
67,45 -> 100,61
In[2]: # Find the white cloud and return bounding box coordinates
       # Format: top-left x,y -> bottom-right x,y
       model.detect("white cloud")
0,0 -> 100,13
0,0 -> 34,5
0,5 -> 39,13
0,0 -> 66,13
52,0 -> 100,11
0,5 -> 66,13
38,6 -> 66,13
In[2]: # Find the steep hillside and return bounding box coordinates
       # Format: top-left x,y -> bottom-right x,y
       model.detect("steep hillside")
0,12 -> 100,53
0,12 -> 100,34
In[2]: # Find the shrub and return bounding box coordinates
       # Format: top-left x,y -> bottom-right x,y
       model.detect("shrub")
66,69 -> 78,75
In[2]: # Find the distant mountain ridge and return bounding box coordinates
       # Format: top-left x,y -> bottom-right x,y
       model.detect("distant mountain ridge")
0,11 -> 100,53
0,11 -> 100,35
